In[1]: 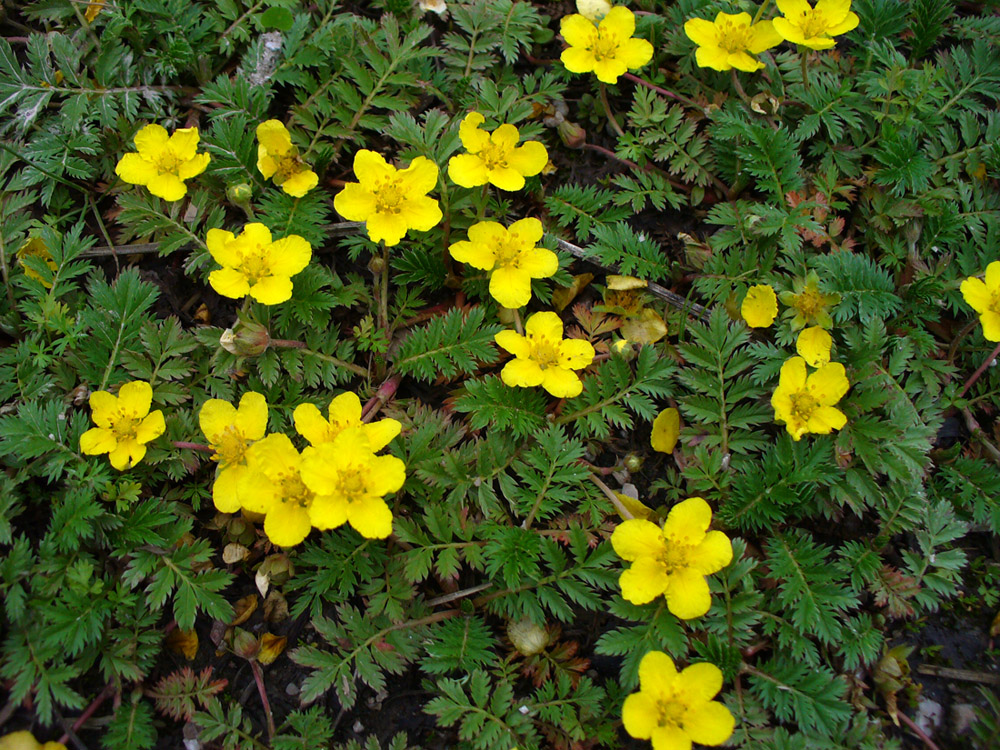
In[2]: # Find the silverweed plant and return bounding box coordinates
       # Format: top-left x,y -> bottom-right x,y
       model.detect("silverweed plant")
1,0 -> 999,749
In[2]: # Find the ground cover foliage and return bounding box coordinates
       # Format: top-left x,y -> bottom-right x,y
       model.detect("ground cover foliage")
1,0 -> 999,748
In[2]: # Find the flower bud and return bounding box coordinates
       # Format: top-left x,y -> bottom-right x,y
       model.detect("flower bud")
557,119 -> 587,149
507,618 -> 548,656
220,320 -> 271,357
624,453 -> 643,473
227,182 -> 253,206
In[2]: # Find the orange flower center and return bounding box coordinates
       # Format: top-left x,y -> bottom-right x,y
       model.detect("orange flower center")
155,148 -> 183,174
374,179 -> 405,214
212,426 -> 251,466
530,337 -> 562,369
788,391 -> 819,421
477,141 -> 511,171
110,408 -> 141,442
716,19 -> 753,53
795,9 -> 830,39
273,152 -> 304,183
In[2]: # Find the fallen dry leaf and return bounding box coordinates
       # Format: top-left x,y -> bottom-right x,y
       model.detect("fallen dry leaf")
258,633 -> 287,665
166,628 -> 198,661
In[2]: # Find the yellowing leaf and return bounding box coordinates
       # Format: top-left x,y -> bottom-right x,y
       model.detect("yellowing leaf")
607,275 -> 647,290
229,595 -> 258,627
84,2 -> 106,23
621,308 -> 667,344
223,543 -> 250,564
257,633 -> 287,665
552,273 -> 593,312
165,628 -> 198,661
651,408 -> 680,454
614,492 -> 653,521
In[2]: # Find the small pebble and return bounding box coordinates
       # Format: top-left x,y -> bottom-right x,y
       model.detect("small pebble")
951,703 -> 978,735
915,698 -> 943,737
285,682 -> 299,696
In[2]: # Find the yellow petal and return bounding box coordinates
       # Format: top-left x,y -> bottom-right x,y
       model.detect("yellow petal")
679,661 -> 724,700
490,267 -> 532,309
662,497 -> 712,545
308,493 -> 348,530
525,310 -> 563,340
665,568 -> 711,619
557,338 -> 595,370
561,46 -> 597,74
981,311 -> 1000,342
776,0 -> 812,16
638,650 -> 678,692
816,0 -> 852,24
796,326 -> 832,367
501,358 -> 545,388
264,503 -> 312,547
213,465 -> 245,513
267,235 -> 311,277
616,37 -> 654,70
541,366 -> 583,398
118,381 -> 152,416
601,5 -> 636,39
695,45 -> 731,70
560,14 -> 597,48
729,51 -> 765,72
806,362 -> 849,405
177,152 -> 210,180
334,183 -> 377,221
133,123 -> 169,154
206,228 -> 239,266
592,57 -> 627,84
986,261 -> 1000,290
168,127 -> 200,161
210,268 -> 251,299
517,246 -> 558,278
294,403 -> 333,445
348,497 -> 394,539
257,633 -> 287,665
614,492 -> 654,521
249,276 -> 293,305
458,111 -> 489,153
369,454 -> 406,495
364,418 -> 401,452
281,169 -> 318,197
507,141 -> 548,178
135,410 -> 165,444
109,440 -> 145,471
749,19 -> 785,52
963,278 -> 992,312
80,427 -> 116,455
146,173 -> 187,202
622,692 -> 658,739
366,212 -> 409,247
619,557 -> 670,605
611,519 -> 664,560
115,153 -> 157,185
741,284 -> 778,327
508,217 -> 544,244
352,149 -> 394,185
683,700 -> 735,746
684,17 -> 718,47
88,390 -> 117,427
398,156 -> 439,194
449,239 -> 495,270
808,405 -> 847,433
690,530 -> 733,575
165,628 -> 198,661
779,356 -> 808,391
650,408 -> 680,454
200,399 -> 237,441
256,120 -> 292,154
398,194 -> 442,232
236,392 -> 268,440
495,329 -> 531,358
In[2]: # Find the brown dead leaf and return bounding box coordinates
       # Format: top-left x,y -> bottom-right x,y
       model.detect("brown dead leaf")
166,628 -> 198,661
552,273 -> 594,312
229,595 -> 258,627
223,543 -> 250,565
257,633 -> 287,665
263,591 -> 289,624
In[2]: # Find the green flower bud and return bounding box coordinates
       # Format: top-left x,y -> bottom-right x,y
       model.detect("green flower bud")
220,319 -> 271,357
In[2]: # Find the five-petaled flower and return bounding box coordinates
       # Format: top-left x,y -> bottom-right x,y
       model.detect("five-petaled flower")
240,433 -> 321,547
960,261 -> 1000,342
611,497 -> 732,619
771,356 -> 849,441
334,150 -> 442,247
115,124 -> 211,202
796,326 -> 833,367
622,651 -> 735,750
448,113 -> 549,192
256,120 -> 319,198
495,311 -> 596,398
780,271 -> 839,330
773,0 -> 860,50
80,381 -> 165,470
200,392 -> 268,513
448,218 -> 558,308
559,6 -> 654,84
741,283 -> 778,327
684,12 -> 782,72
207,223 -> 311,305
293,391 -> 401,450
299,428 -> 407,540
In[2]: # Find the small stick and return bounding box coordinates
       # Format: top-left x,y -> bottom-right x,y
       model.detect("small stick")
249,660 -> 276,742
916,664 -> 1000,685
959,340 -> 1000,397
589,473 -> 634,520
896,710 -> 942,750
58,683 -> 115,745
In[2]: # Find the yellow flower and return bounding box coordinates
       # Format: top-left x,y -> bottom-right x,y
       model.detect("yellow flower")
115,124 -> 210,202
796,326 -> 832,367
773,0 -> 860,50
80,381 -> 165,470
199,392 -> 269,513
333,150 -> 442,247
293,391 -> 401,450
560,7 -> 653,84
684,12 -> 783,72
622,651 -> 735,750
771,356 -> 849,441
207,223 -> 311,305
0,731 -> 67,750
779,271 -> 839,330
240,433 -> 318,547
299,428 -> 406,539
741,284 -> 778,328
448,113 -> 549,192
610,497 -> 732,618
960,261 -> 1000,342
16,236 -> 57,287
256,120 -> 319,198
495,311 -> 596,398
650,407 -> 680,454
448,218 -> 558,309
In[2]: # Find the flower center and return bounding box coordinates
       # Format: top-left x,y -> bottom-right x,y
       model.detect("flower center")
478,141 -> 510,171
374,179 -> 405,214
789,391 -> 819,421
493,237 -> 524,268
530,338 -> 562,369
656,693 -> 688,729
156,148 -> 182,174
237,245 -> 271,283
274,152 -> 303,182
212,426 -> 251,466
717,19 -> 752,53
275,471 -> 313,509
797,9 -> 829,39
989,291 -> 1000,315
110,408 -> 140,442
591,30 -> 620,61
658,542 -> 695,574
794,288 -> 825,319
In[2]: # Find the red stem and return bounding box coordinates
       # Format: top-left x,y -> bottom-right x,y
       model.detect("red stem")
362,375 -> 401,422
959,340 -> 1000,397
58,683 -> 115,745
896,711 -> 942,750
250,661 -> 276,741
172,441 -> 214,453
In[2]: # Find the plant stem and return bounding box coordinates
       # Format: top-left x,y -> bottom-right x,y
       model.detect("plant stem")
959,340 -> 1000,397
249,661 -> 276,742
598,83 -> 626,139
378,242 -> 390,336
361,375 -> 401,422
589,473 -> 635,520
731,69 -> 751,105
173,441 -> 214,453
58,683 -> 115,745
800,48 -> 811,90
622,72 -> 704,111
270,340 -> 368,376
752,0 -> 774,23
511,307 -> 524,335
